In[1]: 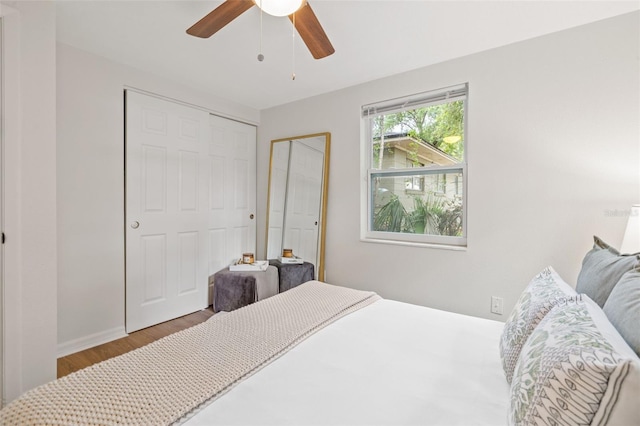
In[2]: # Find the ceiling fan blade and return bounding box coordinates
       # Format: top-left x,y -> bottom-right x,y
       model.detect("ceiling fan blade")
289,2 -> 335,59
187,0 -> 255,38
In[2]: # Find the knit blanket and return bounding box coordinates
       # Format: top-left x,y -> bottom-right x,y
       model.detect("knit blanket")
0,281 -> 380,425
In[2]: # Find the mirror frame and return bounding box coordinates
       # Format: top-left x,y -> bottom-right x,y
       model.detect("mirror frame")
265,132 -> 330,281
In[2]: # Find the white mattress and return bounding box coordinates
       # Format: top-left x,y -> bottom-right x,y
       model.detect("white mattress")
184,299 -> 510,425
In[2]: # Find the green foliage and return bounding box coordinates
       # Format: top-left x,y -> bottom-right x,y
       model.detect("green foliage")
371,100 -> 465,162
375,194 -> 463,237
429,102 -> 464,160
408,195 -> 444,235
433,197 -> 463,237
373,194 -> 409,232
406,140 -> 421,165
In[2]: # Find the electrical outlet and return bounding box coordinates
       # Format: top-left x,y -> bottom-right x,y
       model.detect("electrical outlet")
491,296 -> 504,315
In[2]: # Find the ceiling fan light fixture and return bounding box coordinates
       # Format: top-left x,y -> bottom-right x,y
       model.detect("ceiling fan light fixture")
187,0 -> 334,60
254,0 -> 303,17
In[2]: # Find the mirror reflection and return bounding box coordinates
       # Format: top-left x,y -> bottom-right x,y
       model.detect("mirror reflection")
266,133 -> 330,280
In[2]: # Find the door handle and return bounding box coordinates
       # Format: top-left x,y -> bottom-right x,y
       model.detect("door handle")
249,214 -> 254,220
131,221 -> 140,229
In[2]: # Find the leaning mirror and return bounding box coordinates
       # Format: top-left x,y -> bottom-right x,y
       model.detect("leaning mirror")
266,133 -> 330,281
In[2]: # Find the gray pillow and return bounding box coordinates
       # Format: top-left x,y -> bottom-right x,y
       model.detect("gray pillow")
576,236 -> 640,307
603,269 -> 640,356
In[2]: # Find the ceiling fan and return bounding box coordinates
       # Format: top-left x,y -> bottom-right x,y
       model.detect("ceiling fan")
186,0 -> 335,60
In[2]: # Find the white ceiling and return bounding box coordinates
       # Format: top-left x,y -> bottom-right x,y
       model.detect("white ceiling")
56,1 -> 640,110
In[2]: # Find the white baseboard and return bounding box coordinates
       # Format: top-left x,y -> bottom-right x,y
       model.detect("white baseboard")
59,284 -> 215,358
57,326 -> 127,358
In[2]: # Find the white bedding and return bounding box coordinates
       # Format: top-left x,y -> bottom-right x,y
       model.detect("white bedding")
185,298 -> 509,426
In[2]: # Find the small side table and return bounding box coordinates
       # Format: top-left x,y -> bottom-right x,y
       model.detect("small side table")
211,266 -> 279,312
268,260 -> 315,293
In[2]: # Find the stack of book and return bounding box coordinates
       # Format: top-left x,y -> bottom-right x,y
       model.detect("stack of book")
278,256 -> 303,264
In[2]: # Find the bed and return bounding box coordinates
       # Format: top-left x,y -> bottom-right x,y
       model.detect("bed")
184,296 -> 509,426
1,236 -> 639,425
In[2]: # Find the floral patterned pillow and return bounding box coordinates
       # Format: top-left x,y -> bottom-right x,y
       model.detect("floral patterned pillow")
509,297 -> 640,425
499,267 -> 578,384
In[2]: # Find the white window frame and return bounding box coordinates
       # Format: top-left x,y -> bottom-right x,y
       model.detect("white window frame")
360,83 -> 468,248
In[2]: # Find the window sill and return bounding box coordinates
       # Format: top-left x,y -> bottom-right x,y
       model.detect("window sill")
360,236 -> 467,251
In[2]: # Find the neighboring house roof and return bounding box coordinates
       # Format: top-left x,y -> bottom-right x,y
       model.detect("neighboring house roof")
375,132 -> 458,166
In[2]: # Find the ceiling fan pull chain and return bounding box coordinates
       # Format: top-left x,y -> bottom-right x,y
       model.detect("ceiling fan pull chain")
291,12 -> 296,80
257,0 -> 265,62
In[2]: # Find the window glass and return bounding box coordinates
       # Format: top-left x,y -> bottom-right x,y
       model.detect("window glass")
371,170 -> 463,236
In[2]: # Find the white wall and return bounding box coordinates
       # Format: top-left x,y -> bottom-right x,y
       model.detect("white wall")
2,1 -> 57,402
55,11 -> 639,359
56,43 -> 260,355
258,12 -> 640,320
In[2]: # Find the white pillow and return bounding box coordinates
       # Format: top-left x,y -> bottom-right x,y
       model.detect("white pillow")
499,266 -> 578,383
509,295 -> 640,425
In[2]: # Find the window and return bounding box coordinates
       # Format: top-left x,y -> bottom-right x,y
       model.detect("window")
361,84 -> 467,247
405,158 -> 424,192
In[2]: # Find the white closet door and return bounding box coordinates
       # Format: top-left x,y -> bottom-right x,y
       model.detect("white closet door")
125,91 -> 210,333
125,91 -> 257,333
207,115 -> 257,276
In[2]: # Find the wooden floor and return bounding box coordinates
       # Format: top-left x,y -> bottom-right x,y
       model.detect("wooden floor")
57,307 -> 215,378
